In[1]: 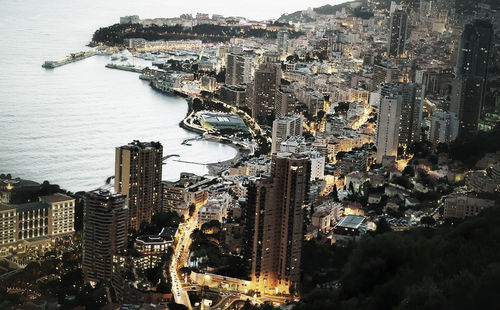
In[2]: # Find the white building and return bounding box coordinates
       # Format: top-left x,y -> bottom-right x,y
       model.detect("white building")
302,150 -> 325,180
376,84 -> 402,163
271,114 -> 303,153
428,110 -> 459,145
280,136 -> 308,154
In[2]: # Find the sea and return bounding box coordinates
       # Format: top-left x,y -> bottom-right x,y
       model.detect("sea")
0,0 -> 344,192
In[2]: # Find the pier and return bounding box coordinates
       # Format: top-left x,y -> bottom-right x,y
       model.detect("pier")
181,137 -> 202,146
162,154 -> 180,161
42,49 -> 97,69
105,63 -> 144,73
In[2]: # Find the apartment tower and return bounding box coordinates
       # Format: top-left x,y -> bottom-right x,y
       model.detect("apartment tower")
248,153 -> 310,294
115,140 -> 163,231
82,189 -> 128,283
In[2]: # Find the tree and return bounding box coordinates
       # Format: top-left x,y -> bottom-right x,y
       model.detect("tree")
375,218 -> 392,234
420,216 -> 436,227
167,303 -> 188,310
189,203 -> 195,217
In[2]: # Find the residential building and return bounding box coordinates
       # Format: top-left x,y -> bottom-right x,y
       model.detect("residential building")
82,189 -> 128,283
275,87 -> 296,118
115,140 -> 163,231
225,53 -> 253,86
247,153 -> 310,294
428,110 -> 459,145
388,9 -> 408,57
277,30 -> 289,55
333,215 -> 366,242
376,84 -> 402,163
252,63 -> 281,122
451,19 -> 493,138
443,195 -> 495,219
271,114 -> 303,153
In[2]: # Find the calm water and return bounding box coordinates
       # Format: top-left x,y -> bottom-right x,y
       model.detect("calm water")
0,0 -> 344,191
0,0 -> 241,191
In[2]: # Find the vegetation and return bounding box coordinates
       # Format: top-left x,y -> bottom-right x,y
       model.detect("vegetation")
192,98 -> 231,113
300,240 -> 353,295
448,123 -> 500,168
189,222 -> 248,279
295,206 -> 500,310
92,23 -> 304,45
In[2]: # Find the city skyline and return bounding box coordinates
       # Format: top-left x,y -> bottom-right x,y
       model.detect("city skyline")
1,0 -> 499,309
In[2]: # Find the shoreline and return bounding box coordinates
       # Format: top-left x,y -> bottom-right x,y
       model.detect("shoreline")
150,80 -> 246,176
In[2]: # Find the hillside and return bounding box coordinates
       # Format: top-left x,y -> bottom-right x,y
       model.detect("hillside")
294,204 -> 500,310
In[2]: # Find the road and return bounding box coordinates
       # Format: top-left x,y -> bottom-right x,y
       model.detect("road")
169,205 -> 293,310
170,208 -> 200,309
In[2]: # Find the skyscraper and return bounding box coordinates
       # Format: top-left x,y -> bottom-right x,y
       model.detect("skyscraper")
388,9 -> 408,58
225,53 -> 253,86
275,86 -> 296,118
82,189 -> 128,284
376,83 -> 402,163
248,153 -> 310,294
451,19 -> 493,138
252,63 -> 282,123
115,141 -> 163,231
398,83 -> 424,151
277,30 -> 289,55
271,114 -> 303,153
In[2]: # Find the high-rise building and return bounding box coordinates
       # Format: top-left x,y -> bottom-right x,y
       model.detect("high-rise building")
225,53 -> 253,86
277,30 -> 289,55
373,62 -> 400,90
428,110 -> 459,145
247,153 -> 310,294
252,63 -> 282,122
398,83 -> 424,151
376,83 -> 402,163
451,19 -> 493,138
275,87 -> 296,118
327,31 -> 342,59
388,9 -> 408,58
271,114 -> 303,153
115,141 -> 163,231
82,189 -> 128,284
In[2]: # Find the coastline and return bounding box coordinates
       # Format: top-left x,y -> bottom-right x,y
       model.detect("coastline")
150,79 -> 246,176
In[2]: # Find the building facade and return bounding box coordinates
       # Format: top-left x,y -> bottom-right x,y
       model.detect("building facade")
271,114 -> 303,153
0,193 -> 75,257
376,84 -> 402,163
451,20 -> 493,138
115,140 -> 163,231
248,153 -> 310,294
388,9 -> 408,57
82,189 -> 128,283
252,63 -> 282,122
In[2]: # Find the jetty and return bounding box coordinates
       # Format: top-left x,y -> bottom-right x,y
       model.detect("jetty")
42,49 -> 97,69
105,63 -> 144,73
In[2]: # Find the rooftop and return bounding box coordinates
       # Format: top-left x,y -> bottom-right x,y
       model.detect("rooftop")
0,203 -> 15,212
41,193 -> 74,203
336,215 -> 365,229
11,201 -> 49,212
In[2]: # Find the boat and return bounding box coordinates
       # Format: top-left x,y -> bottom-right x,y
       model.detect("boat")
110,54 -> 120,61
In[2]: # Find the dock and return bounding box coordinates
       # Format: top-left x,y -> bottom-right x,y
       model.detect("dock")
105,63 -> 144,73
42,49 -> 97,69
